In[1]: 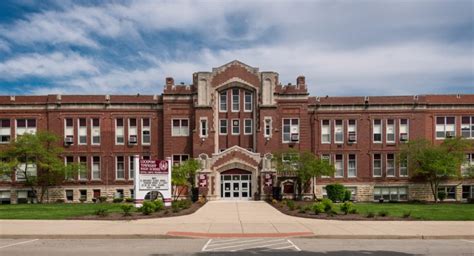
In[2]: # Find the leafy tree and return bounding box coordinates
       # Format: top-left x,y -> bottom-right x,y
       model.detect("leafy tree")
399,137 -> 473,203
273,149 -> 335,199
0,132 -> 79,203
171,158 -> 201,200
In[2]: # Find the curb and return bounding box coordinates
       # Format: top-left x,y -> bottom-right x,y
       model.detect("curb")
166,231 -> 315,238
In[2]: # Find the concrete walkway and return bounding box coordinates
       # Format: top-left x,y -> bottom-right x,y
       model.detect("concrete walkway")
0,201 -> 473,239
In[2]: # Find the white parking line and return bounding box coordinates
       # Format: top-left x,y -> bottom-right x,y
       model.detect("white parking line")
205,238 -> 264,248
0,239 -> 39,249
460,239 -> 474,244
201,239 -> 212,252
204,238 -> 286,251
287,239 -> 302,251
229,241 -> 290,252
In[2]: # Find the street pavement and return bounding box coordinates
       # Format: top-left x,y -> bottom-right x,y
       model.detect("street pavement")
0,238 -> 473,255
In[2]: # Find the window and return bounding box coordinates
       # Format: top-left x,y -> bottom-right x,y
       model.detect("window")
78,156 -> 87,180
232,119 -> 240,135
264,117 -> 272,138
348,154 -> 357,177
335,154 -> 344,178
93,189 -> 101,199
172,154 -> 189,166
436,116 -> 455,139
0,191 -> 11,204
232,88 -> 239,112
0,119 -> 11,143
142,118 -> 151,145
374,187 -> 407,201
399,119 -> 409,142
130,189 -> 134,199
16,163 -> 37,181
462,153 -> 473,176
438,186 -> 456,200
386,153 -> 395,177
321,154 -> 331,178
65,190 -> 74,201
219,119 -> 227,135
200,118 -> 208,138
92,156 -> 101,180
400,157 -> 408,177
91,118 -> 100,145
373,119 -> 382,143
244,119 -> 252,135
386,119 -> 395,143
334,120 -> 343,143
282,118 -> 299,143
321,120 -> 331,144
79,190 -> 87,201
373,154 -> 382,177
115,189 -> 124,199
129,156 -> 135,180
64,118 -> 74,144
115,118 -> 124,144
116,156 -> 125,180
461,116 -> 474,139
128,118 -> 137,144
347,119 -> 357,143
16,119 -> 36,136
244,91 -> 252,111
172,119 -> 189,136
219,91 -> 227,112
65,156 -> 74,180
462,185 -> 474,199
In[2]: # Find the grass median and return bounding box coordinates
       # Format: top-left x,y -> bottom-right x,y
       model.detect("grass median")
0,203 -> 124,219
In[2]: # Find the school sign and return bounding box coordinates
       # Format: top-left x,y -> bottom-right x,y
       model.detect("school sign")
133,156 -> 172,206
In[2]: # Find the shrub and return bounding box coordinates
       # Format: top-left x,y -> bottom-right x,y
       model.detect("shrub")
95,208 -> 108,217
437,191 -> 447,201
179,199 -> 192,209
349,208 -> 358,214
141,201 -> 156,215
325,184 -> 346,202
125,197 -> 134,203
113,198 -> 124,203
378,210 -> 389,217
321,198 -> 334,213
311,203 -> 324,215
171,202 -> 181,213
402,211 -> 411,218
286,200 -> 296,211
79,198 -> 86,203
56,199 -> 65,203
366,211 -> 375,218
153,200 -> 165,212
271,199 -> 278,205
98,196 -> 107,203
121,204 -> 134,216
339,202 -> 354,215
343,190 -> 352,202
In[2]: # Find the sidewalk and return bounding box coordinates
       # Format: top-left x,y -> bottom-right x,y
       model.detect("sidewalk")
0,201 -> 473,239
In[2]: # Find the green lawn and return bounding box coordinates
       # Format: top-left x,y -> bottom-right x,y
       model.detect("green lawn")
352,203 -> 474,220
0,203 -> 124,219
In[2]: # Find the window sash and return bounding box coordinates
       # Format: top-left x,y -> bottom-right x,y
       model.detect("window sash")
232,119 -> 240,135
219,119 -> 227,135
244,119 -> 252,135
244,91 -> 252,111
116,157 -> 125,180
219,91 -> 227,112
232,89 -> 239,112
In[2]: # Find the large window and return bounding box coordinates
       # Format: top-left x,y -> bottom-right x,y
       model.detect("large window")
78,156 -> 87,180
335,154 -> 344,178
373,119 -> 382,143
438,186 -> 456,200
232,88 -> 239,112
386,119 -> 395,144
116,156 -> 125,180
461,116 -> 474,139
65,156 -> 74,180
321,154 -> 331,178
283,118 -> 299,143
64,118 -> 74,144
142,118 -> 151,145
374,187 -> 407,201
16,119 -> 36,136
348,154 -> 357,178
78,118 -> 87,145
128,118 -> 137,144
334,120 -> 343,144
399,119 -> 409,142
321,120 -> 331,144
0,119 -> 11,144
244,119 -> 252,135
462,185 -> 474,200
400,157 -> 408,177
244,91 -> 252,112
92,156 -> 101,180
436,116 -> 455,139
200,118 -> 208,138
91,118 -> 100,145
386,153 -> 395,177
115,118 -> 124,144
219,91 -> 227,112
172,119 -> 189,136
219,119 -> 227,135
129,156 -> 135,180
373,154 -> 382,177
232,119 -> 240,135
462,153 -> 473,176
347,119 -> 357,143
172,154 -> 189,166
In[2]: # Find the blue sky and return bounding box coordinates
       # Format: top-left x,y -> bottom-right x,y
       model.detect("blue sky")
0,0 -> 472,96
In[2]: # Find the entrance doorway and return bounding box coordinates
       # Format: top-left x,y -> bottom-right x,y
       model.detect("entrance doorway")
220,170 -> 252,200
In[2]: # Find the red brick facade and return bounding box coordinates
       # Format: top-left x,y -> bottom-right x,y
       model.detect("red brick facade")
0,60 -> 473,203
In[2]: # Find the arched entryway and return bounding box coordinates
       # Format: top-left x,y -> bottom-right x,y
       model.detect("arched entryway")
220,169 -> 252,200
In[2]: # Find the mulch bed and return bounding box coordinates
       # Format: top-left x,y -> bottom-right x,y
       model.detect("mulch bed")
269,201 -> 411,221
69,202 -> 205,220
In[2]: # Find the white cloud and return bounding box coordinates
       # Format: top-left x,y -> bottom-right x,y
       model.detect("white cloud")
0,52 -> 98,79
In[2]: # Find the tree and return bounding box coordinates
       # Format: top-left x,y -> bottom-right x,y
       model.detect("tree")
273,149 -> 335,199
171,158 -> 201,200
399,137 -> 473,203
0,132 -> 79,203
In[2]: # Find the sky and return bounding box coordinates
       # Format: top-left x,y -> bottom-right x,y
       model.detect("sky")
0,0 -> 472,96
